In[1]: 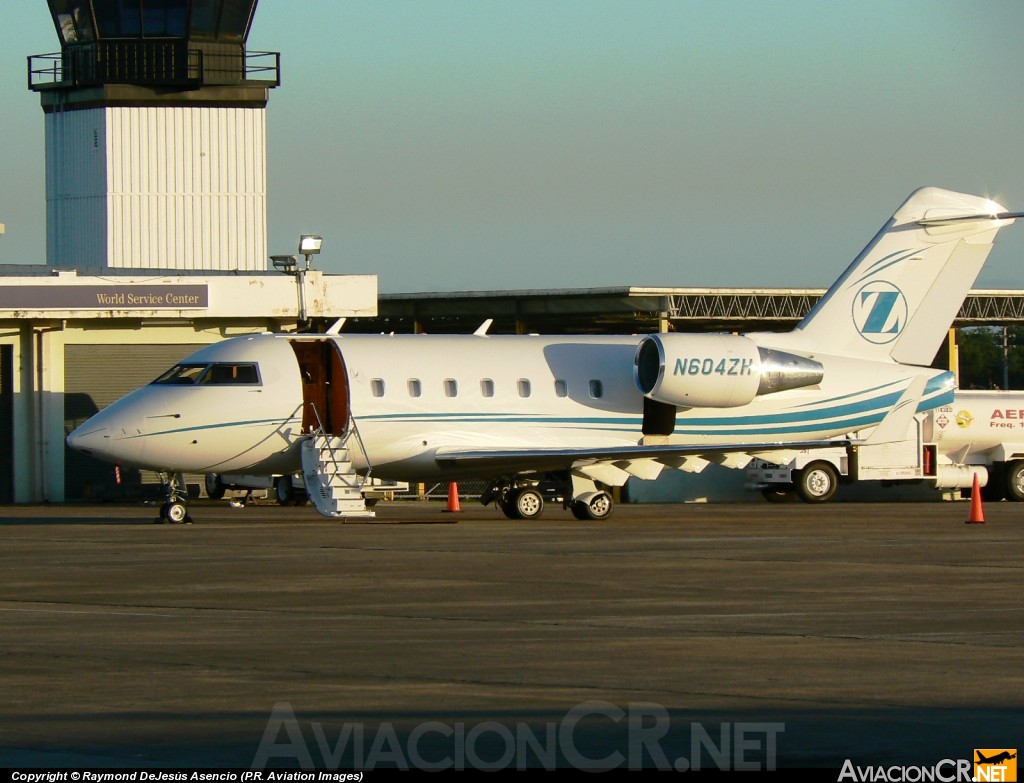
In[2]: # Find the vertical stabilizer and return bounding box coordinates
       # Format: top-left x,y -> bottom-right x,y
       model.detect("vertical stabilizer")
787,188 -> 1015,365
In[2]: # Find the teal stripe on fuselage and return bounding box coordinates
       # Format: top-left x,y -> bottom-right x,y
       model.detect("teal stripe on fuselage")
359,387 -> 914,428
677,391 -> 903,426
673,412 -> 886,436
127,417 -> 298,440
355,377 -> 953,436
792,380 -> 901,409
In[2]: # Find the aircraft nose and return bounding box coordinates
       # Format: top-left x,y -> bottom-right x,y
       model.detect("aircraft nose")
66,422 -> 110,456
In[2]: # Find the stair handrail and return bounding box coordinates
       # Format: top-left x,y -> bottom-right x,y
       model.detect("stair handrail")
345,401 -> 373,481
307,402 -> 372,486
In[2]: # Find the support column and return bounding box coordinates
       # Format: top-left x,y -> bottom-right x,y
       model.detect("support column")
948,328 -> 959,387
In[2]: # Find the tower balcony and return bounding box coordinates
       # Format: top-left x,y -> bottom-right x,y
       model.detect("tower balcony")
28,43 -> 279,91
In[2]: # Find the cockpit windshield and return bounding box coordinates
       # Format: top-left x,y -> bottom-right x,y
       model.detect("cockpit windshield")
152,363 -> 261,386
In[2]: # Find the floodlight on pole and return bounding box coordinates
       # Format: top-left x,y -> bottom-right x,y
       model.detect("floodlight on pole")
298,234 -> 322,270
271,234 -> 323,325
270,254 -> 298,274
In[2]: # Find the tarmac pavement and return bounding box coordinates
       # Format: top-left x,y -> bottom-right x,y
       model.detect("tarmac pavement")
0,499 -> 1020,770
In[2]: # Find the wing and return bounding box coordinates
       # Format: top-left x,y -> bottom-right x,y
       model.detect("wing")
435,439 -> 850,483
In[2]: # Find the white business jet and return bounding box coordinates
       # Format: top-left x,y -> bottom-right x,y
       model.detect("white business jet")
68,187 -> 1021,523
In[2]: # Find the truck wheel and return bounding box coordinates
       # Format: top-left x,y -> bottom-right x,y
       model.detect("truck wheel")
794,461 -> 838,503
1005,460 -> 1024,501
512,488 -> 545,520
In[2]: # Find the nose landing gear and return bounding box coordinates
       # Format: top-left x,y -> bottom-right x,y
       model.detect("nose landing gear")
156,473 -> 193,525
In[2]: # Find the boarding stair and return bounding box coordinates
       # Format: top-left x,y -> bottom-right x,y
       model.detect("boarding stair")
301,407 -> 375,519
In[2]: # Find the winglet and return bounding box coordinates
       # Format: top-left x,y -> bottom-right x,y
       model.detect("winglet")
859,375 -> 927,446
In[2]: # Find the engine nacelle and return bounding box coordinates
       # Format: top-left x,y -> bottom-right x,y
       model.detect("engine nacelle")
634,334 -> 824,408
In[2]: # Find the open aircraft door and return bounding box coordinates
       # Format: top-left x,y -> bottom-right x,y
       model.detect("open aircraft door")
288,339 -> 350,435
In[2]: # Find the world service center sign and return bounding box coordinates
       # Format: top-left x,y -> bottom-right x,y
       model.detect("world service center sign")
0,284 -> 209,310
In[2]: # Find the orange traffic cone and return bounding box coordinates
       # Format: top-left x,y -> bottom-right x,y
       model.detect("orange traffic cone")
443,481 -> 462,513
965,473 -> 986,525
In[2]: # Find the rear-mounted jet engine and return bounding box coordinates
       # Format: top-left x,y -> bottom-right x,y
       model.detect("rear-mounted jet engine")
633,333 -> 824,408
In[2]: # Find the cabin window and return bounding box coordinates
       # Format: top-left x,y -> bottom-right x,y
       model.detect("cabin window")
371,379 -> 385,397
589,379 -> 603,398
480,379 -> 495,398
517,379 -> 532,398
408,379 -> 422,397
554,379 -> 568,397
444,379 -> 458,398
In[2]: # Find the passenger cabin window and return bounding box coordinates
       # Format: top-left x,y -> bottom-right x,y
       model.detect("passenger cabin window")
408,379 -> 422,397
444,379 -> 458,398
554,379 -> 568,398
371,379 -> 385,397
517,379 -> 531,398
589,380 -> 604,398
151,363 -> 260,385
480,379 -> 495,398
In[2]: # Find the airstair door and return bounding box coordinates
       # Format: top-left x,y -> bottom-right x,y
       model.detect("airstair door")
289,339 -> 350,435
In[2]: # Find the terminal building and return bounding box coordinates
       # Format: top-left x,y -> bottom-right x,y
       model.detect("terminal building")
3,0 -> 376,504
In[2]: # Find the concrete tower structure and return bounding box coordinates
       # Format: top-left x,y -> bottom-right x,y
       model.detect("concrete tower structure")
29,0 -> 280,273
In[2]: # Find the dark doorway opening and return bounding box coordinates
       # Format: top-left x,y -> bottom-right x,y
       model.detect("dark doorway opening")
289,340 -> 349,435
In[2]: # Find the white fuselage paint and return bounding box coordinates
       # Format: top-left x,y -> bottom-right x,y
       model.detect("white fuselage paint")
67,331 -> 954,481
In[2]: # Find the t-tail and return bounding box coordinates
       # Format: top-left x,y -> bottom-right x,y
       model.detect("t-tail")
786,187 -> 1021,365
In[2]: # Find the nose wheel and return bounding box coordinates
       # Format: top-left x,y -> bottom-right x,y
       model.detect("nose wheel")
156,473 -> 193,524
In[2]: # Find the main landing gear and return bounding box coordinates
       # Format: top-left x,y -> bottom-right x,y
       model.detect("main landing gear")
483,476 -> 615,521
570,491 -> 613,520
156,472 -> 192,524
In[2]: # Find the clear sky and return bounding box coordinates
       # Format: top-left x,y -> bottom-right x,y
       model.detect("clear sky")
2,1 -> 1024,293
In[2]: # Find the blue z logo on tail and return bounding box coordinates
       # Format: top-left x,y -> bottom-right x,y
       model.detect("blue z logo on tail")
852,281 -> 908,344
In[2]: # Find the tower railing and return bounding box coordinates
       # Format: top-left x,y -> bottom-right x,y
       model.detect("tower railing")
28,45 -> 280,90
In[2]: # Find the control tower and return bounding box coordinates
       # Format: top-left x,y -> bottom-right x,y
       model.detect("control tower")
29,1 -> 280,272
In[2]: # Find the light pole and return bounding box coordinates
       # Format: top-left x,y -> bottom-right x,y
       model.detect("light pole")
271,234 -> 323,326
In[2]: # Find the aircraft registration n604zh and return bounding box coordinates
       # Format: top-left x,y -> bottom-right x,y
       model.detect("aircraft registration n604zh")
68,187 -> 1023,523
